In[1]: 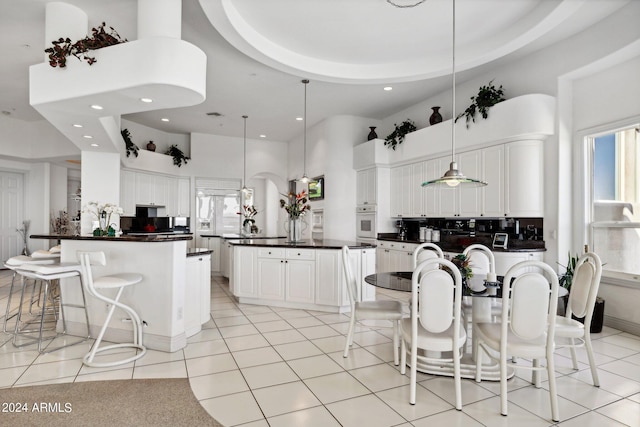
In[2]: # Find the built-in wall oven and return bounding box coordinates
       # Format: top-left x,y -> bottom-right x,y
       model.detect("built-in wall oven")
356,206 -> 376,240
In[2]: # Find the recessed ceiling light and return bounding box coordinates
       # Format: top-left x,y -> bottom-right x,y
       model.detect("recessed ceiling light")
161,118 -> 169,122
383,86 -> 393,91
73,124 -> 83,128
90,104 -> 103,110
259,134 -> 266,138
83,135 -> 93,139
90,143 -> 99,147
296,117 -> 303,121
140,98 -> 153,103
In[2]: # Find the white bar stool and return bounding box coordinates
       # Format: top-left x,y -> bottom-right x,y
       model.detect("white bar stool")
78,251 -> 146,367
13,262 -> 91,353
3,254 -> 58,334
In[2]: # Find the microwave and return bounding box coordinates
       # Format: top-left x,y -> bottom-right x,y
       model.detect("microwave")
356,212 -> 376,239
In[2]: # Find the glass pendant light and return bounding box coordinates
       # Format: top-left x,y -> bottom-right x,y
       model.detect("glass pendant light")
241,115 -> 250,193
423,0 -> 487,188
298,79 -> 310,183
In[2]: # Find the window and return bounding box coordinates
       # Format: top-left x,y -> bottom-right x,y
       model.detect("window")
587,125 -> 640,277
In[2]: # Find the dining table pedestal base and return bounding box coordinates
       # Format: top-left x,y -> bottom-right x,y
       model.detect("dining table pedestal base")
406,350 -> 515,381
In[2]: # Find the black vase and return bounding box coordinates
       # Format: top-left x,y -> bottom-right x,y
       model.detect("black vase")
367,126 -> 378,141
146,141 -> 156,152
429,107 -> 443,125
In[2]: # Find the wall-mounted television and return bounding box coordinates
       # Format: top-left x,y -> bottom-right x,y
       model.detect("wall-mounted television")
308,176 -> 324,201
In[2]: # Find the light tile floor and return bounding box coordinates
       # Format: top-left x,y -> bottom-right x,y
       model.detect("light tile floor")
1,270 -> 639,426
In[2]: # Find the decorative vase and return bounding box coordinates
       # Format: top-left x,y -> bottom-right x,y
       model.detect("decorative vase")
429,107 -> 443,125
147,141 -> 156,152
244,222 -> 252,235
367,126 -> 378,141
286,218 -> 302,242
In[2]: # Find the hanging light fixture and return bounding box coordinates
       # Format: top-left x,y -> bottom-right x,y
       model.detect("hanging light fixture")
423,0 -> 487,188
241,115 -> 250,193
298,79 -> 310,183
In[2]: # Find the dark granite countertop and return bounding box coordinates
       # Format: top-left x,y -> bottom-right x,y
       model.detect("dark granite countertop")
227,238 -> 375,249
31,234 -> 193,242
376,235 -> 545,253
187,248 -> 213,257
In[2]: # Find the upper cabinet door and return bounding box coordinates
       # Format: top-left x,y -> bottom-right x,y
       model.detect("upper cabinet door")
457,151 -> 482,217
410,162 -> 425,217
120,170 -> 136,216
356,168 -> 376,206
505,140 -> 544,217
422,158 -> 440,217
482,145 -> 505,217
135,172 -> 155,205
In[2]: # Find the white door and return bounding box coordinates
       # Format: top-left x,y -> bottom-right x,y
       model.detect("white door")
0,171 -> 24,261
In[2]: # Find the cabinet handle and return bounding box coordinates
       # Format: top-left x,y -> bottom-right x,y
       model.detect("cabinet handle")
297,252 -> 301,256
280,260 -> 283,263
285,260 -> 288,263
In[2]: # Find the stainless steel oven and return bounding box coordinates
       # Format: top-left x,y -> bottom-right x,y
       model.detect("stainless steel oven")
356,206 -> 376,239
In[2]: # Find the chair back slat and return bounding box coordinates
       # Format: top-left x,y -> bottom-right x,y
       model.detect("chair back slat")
412,243 -> 444,269
418,269 -> 454,333
510,273 -> 550,340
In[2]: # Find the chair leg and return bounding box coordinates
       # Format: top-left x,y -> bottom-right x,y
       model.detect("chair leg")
547,348 -> 560,422
85,287 -> 123,364
584,332 -> 600,387
410,341 -> 417,405
453,347 -> 462,410
500,351 -> 508,416
392,320 -> 399,366
3,271 -> 18,333
343,312 -> 356,358
532,359 -> 541,387
568,337 -> 579,370
400,338 -> 407,375
474,341 -> 483,383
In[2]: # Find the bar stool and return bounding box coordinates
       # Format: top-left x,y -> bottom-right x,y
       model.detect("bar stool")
13,262 -> 90,353
78,251 -> 146,367
3,254 -> 58,334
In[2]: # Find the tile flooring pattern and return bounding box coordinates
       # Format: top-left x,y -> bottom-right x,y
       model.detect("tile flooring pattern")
1,270 -> 640,426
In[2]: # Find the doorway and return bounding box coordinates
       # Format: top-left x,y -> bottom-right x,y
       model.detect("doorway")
0,171 -> 25,261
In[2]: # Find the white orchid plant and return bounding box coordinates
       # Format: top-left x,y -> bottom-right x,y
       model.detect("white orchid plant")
84,201 -> 123,235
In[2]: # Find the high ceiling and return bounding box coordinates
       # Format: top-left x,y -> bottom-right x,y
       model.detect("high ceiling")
0,0 -> 629,144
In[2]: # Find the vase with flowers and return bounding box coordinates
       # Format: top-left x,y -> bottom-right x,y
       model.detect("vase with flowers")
238,205 -> 258,235
451,253 -> 473,291
84,201 -> 123,236
280,190 -> 311,242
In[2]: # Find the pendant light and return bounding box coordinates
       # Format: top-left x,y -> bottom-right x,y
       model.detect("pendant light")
298,79 -> 310,183
422,0 -> 487,188
241,115 -> 249,193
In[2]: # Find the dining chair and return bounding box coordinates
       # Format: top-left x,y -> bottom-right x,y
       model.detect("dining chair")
555,252 -> 602,386
400,257 -> 466,408
474,260 -> 560,422
78,251 -> 147,367
412,242 -> 444,268
342,246 -> 404,365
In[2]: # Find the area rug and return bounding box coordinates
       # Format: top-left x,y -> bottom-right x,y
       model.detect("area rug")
0,378 -> 223,426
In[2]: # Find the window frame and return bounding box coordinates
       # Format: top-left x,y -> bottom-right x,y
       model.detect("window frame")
578,116 -> 640,288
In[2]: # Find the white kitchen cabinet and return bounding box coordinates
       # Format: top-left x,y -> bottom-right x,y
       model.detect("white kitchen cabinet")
505,140 -> 544,217
376,241 -> 416,272
154,174 -> 169,207
360,248 -> 377,301
422,158 -> 440,217
185,253 -> 211,337
177,177 -> 190,216
493,251 -> 543,276
437,156 -> 458,218
255,248 -> 316,303
232,246 -> 258,297
481,144 -> 505,217
356,168 -> 377,206
221,239 -> 232,278
457,150 -> 482,217
120,170 -> 136,216
166,177 -> 178,216
390,165 -> 412,217
135,172 -> 155,205
202,236 -> 221,272
315,250 -> 344,306
410,162 -> 425,217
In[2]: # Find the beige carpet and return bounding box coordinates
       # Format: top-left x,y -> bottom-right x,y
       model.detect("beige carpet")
0,378 -> 223,426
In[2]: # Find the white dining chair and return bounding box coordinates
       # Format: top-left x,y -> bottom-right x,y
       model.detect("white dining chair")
474,260 -> 560,422
412,242 -> 444,268
400,257 -> 466,408
555,252 -> 602,386
342,246 -> 404,365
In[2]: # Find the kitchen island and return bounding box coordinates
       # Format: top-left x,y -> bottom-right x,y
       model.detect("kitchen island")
228,238 -> 376,313
31,234 -> 208,352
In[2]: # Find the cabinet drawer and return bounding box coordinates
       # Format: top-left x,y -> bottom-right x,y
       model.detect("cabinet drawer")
257,248 -> 286,258
285,249 -> 316,260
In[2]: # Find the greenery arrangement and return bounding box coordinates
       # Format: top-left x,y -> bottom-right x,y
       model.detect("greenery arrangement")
45,22 -> 127,68
558,252 -> 580,292
384,119 -> 417,150
165,144 -> 190,167
280,191 -> 311,219
121,128 -> 139,158
455,80 -> 505,128
451,253 -> 473,280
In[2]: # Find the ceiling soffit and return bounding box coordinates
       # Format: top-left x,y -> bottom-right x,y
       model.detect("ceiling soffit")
200,0 -> 584,84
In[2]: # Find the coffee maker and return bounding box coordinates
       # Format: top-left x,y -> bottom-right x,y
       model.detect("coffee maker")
396,220 -> 407,240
